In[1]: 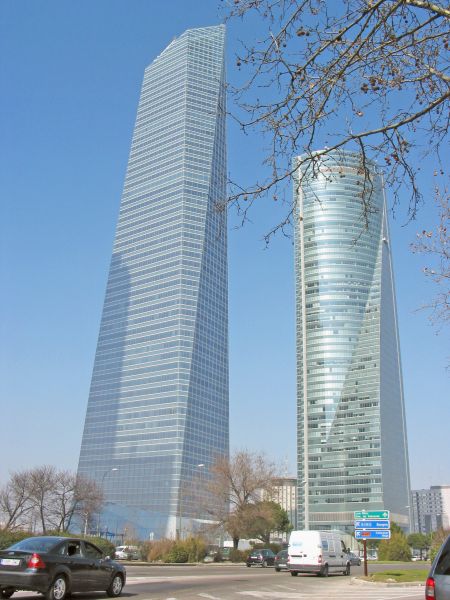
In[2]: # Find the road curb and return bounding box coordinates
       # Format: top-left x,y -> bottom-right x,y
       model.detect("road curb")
350,576 -> 425,588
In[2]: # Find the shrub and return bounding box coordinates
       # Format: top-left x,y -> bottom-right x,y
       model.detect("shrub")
0,530 -> 114,557
213,551 -> 223,562
228,548 -> 247,562
162,537 -> 207,563
251,542 -> 282,554
378,533 -> 412,561
139,541 -> 152,562
84,535 -> 115,557
39,530 -> 115,558
164,545 -> 189,563
181,536 -> 207,562
430,529 -> 450,562
147,539 -> 175,562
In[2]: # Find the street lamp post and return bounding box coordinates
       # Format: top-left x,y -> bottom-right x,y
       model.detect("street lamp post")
298,479 -> 308,530
102,467 -> 118,485
405,504 -> 412,534
97,468 -> 118,536
298,179 -> 309,532
178,463 -> 205,540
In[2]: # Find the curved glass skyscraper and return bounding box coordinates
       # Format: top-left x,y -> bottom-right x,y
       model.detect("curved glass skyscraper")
78,25 -> 228,539
295,151 -> 410,531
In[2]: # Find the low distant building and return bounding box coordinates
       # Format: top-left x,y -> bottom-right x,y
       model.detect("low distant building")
411,485 -> 450,533
271,477 -> 297,540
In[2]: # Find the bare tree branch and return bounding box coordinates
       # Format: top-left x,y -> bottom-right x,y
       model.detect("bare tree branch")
0,467 -> 104,534
0,471 -> 33,531
411,186 -> 450,329
226,0 -> 449,208
225,0 -> 449,322
405,0 -> 450,18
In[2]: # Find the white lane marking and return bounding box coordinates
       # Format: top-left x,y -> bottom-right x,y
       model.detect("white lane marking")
127,574 -> 218,584
374,588 -> 424,600
127,577 -> 173,584
237,589 -> 423,600
199,594 -> 223,600
273,585 -> 300,591
238,593 -> 301,598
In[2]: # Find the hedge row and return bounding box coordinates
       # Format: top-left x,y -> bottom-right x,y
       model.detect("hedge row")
0,529 -> 115,557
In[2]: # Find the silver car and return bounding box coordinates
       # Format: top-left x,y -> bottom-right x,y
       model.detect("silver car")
426,534 -> 450,600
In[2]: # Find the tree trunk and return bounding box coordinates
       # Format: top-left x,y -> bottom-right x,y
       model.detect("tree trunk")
233,536 -> 239,550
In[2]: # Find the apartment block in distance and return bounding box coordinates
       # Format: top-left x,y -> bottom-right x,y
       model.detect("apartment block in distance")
78,25 -> 228,539
294,150 -> 410,532
411,485 -> 450,533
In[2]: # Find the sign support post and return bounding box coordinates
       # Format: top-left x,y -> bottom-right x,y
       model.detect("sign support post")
354,509 -> 391,577
363,539 -> 368,576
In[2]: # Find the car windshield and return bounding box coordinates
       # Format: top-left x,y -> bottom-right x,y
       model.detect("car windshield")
8,537 -> 61,553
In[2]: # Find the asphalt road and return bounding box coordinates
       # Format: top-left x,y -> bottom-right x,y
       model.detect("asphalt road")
121,562 -> 426,600
11,563 -> 428,600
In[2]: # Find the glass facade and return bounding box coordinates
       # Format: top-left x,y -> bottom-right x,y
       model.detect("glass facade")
294,151 -> 410,531
78,25 -> 228,539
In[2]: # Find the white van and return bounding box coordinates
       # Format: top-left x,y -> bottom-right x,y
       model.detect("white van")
288,530 -> 351,577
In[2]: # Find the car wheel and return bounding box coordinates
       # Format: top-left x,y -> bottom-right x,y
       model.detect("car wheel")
262,560 -> 267,568
290,571 -> 298,576
275,567 -> 280,572
246,563 -> 251,567
46,576 -> 67,600
320,564 -> 329,577
1,588 -> 15,599
344,564 -> 350,576
106,574 -> 124,598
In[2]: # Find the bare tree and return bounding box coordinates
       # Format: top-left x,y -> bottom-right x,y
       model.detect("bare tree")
46,470 -> 78,532
411,188 -> 449,327
225,0 -> 449,236
45,471 -> 104,533
0,471 -> 33,530
70,476 -> 104,534
27,466 -> 57,534
205,450 -> 278,548
0,467 -> 103,534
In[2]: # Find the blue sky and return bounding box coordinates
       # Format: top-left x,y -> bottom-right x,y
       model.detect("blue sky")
0,0 -> 448,490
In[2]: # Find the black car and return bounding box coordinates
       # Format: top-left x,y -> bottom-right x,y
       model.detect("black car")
246,549 -> 275,567
347,552 -> 361,566
274,549 -> 289,572
0,536 -> 126,600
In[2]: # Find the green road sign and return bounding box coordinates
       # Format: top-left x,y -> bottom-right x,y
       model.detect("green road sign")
354,510 -> 390,520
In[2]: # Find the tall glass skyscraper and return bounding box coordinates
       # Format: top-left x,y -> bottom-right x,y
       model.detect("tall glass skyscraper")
294,151 -> 410,532
78,25 -> 228,539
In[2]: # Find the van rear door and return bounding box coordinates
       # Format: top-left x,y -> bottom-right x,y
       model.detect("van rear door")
289,532 -> 321,568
